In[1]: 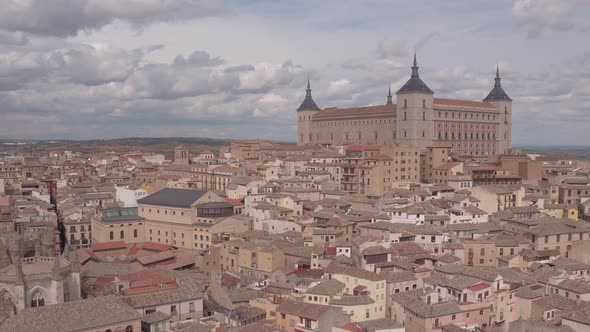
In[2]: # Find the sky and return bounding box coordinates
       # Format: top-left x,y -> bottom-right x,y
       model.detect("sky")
0,0 -> 589,146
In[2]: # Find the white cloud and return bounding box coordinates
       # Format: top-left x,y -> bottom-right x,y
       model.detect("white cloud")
512,0 -> 576,37
376,40 -> 408,59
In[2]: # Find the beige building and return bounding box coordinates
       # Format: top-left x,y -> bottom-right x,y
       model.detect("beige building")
470,184 -> 524,213
139,188 -> 236,250
464,233 -> 529,267
297,56 -> 513,156
91,207 -> 146,244
323,263 -> 387,321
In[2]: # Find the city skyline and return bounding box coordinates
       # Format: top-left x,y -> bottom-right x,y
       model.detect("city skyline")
0,0 -> 589,146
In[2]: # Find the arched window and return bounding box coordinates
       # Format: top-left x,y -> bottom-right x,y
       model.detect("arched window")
125,326 -> 133,332
120,230 -> 124,239
0,289 -> 12,304
31,289 -> 45,307
109,231 -> 114,240
133,229 -> 138,238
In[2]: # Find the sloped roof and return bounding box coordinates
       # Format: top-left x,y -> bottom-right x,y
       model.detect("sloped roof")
0,296 -> 141,332
137,188 -> 208,208
297,80 -> 321,111
313,104 -> 395,120
483,68 -> 511,102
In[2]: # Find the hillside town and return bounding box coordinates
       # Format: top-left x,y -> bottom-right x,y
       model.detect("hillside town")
1,139 -> 590,332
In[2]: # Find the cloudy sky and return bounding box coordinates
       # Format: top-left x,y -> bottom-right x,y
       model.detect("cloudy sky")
0,0 -> 589,146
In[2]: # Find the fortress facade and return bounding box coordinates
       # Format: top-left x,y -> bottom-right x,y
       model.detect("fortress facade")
296,54 -> 513,156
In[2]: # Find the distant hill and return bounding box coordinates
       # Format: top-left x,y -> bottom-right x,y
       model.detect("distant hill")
0,137 -> 234,156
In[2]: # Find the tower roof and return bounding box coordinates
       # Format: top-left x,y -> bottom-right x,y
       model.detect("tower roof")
297,79 -> 321,111
397,52 -> 433,94
483,66 -> 512,101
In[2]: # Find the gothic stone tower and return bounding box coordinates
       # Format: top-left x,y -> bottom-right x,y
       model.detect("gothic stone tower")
296,80 -> 321,145
484,66 -> 512,154
395,53 -> 435,151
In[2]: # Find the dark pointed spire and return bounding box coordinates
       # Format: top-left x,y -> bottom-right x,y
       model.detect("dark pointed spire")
483,65 -> 511,101
411,50 -> 419,77
494,65 -> 502,87
397,51 -> 433,94
297,78 -> 321,112
386,84 -> 393,104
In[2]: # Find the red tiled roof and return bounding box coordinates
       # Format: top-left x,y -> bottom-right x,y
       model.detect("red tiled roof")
339,323 -> 363,332
141,242 -> 172,252
314,104 -> 396,120
224,198 -> 244,206
91,241 -> 127,251
433,98 -> 498,111
95,276 -> 115,285
221,272 -> 240,287
120,270 -> 175,288
324,247 -> 337,256
467,282 -> 490,291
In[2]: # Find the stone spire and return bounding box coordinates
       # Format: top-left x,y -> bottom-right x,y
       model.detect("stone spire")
15,258 -> 24,286
297,78 -> 321,111
386,84 -> 393,104
483,65 -> 512,101
34,240 -> 40,257
69,248 -> 80,273
397,51 -> 433,94
51,255 -> 62,280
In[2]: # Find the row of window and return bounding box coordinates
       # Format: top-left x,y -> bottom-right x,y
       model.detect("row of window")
438,131 -> 496,141
142,207 -> 185,216
109,229 -> 138,240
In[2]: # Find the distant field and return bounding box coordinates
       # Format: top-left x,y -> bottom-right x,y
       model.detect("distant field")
2,139 -> 590,160
0,137 -> 292,157
520,146 -> 590,160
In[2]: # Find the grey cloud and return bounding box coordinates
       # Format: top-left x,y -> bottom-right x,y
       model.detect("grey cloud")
173,50 -> 225,67
511,0 -> 577,37
376,40 -> 407,59
0,0 -> 226,37
0,30 -> 29,46
415,32 -> 440,50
